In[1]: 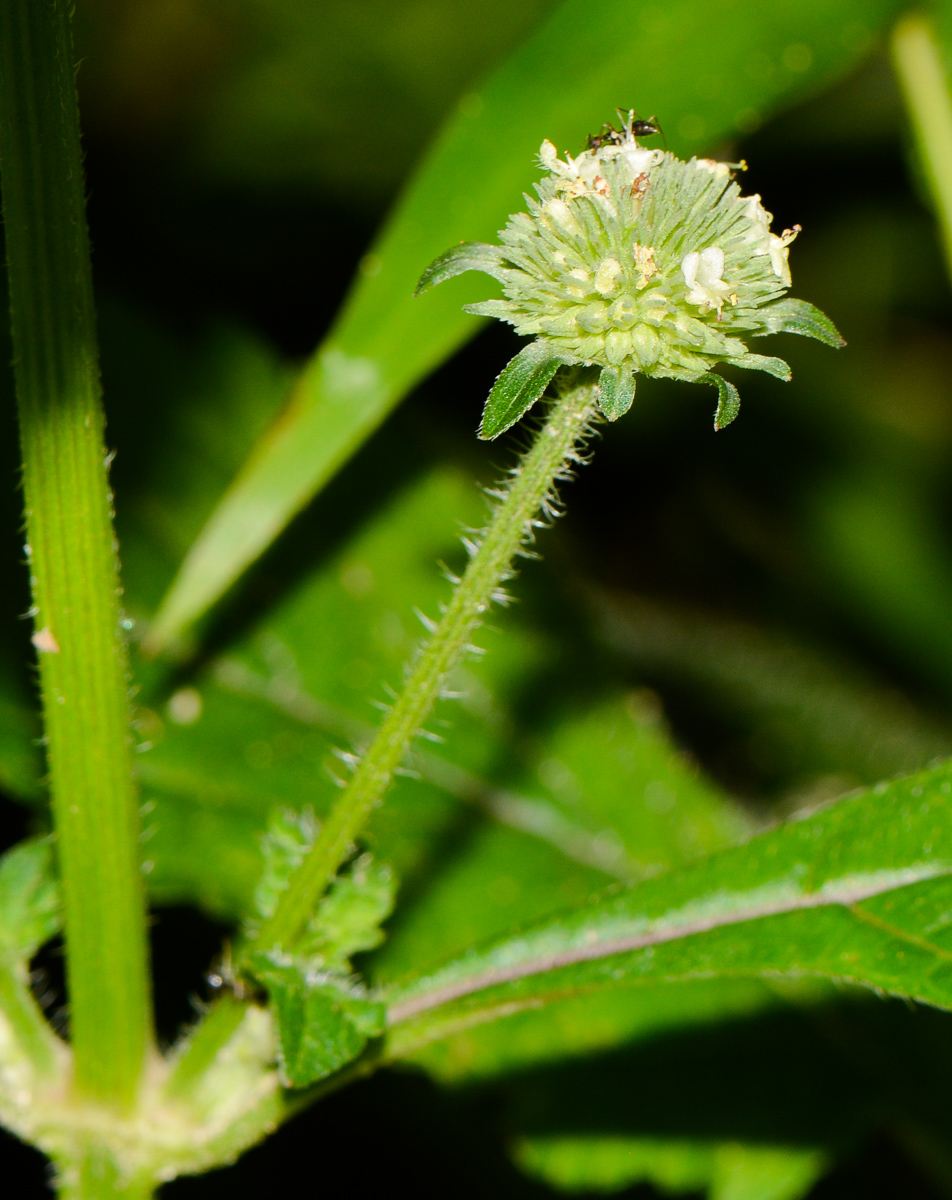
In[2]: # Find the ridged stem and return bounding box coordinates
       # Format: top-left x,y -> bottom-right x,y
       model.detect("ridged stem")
253,375 -> 600,953
0,0 -> 152,1111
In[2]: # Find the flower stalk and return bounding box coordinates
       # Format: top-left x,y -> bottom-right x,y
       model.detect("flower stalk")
0,0 -> 152,1112
252,373 -> 601,953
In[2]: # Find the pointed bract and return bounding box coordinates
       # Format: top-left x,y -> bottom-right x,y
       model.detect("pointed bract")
758,297 -> 845,347
479,341 -> 563,440
415,242 -> 511,296
598,366 -> 636,421
700,373 -> 741,431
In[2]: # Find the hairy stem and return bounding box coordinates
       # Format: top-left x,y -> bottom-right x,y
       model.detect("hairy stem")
254,374 -> 600,953
0,0 -> 152,1107
0,964 -> 61,1079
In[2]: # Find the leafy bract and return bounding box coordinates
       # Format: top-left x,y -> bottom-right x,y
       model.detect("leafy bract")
479,342 -> 563,440
759,297 -> 847,347
597,367 -> 635,422
383,761 -> 952,1056
701,374 -> 742,431
147,0 -> 901,650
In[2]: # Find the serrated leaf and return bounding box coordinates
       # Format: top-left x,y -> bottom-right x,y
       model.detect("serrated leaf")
382,761 -> 952,1056
147,0 -> 896,649
758,297 -> 846,347
597,367 -> 636,422
0,839 -> 60,964
252,958 -> 385,1088
479,342 -> 563,440
700,373 -> 741,430
298,853 -> 395,969
414,242 -> 510,295
514,1136 -> 825,1200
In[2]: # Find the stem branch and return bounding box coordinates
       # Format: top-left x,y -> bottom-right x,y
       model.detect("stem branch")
254,374 -> 600,953
0,0 -> 152,1107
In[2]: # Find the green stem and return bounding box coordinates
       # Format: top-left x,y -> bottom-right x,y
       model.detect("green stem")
254,374 -> 600,953
0,0 -> 152,1107
892,13 -> 952,283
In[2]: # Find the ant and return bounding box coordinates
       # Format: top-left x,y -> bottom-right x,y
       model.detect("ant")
585,108 -> 663,152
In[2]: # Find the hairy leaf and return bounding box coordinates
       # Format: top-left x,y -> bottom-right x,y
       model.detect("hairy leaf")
597,367 -> 636,422
700,373 -> 741,431
479,342 -> 563,439
759,297 -> 846,346
252,958 -> 384,1088
414,242 -> 511,295
383,762 -> 952,1055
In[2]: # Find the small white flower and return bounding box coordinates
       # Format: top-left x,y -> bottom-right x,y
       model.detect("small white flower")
767,226 -> 800,286
681,247 -> 734,314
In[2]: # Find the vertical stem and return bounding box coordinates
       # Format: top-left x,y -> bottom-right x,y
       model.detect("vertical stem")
253,376 -> 599,954
892,14 -> 952,283
0,0 -> 152,1106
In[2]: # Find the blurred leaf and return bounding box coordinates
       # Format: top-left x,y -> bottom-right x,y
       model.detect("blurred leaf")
514,1135 -> 825,1200
596,594 -> 952,797
383,761 -> 952,1058
147,0 -> 901,652
806,474 -> 952,698
0,839 -> 60,964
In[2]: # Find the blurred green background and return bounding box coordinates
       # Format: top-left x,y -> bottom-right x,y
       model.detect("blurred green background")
5,0 -> 952,1195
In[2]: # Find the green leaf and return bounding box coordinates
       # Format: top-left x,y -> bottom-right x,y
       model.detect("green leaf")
478,342 -> 563,440
597,367 -> 635,422
595,595 -> 952,793
758,297 -> 846,347
147,0 -> 901,650
0,838 -> 60,964
297,852 -> 395,968
414,242 -> 511,295
730,353 -> 792,381
251,958 -> 385,1088
514,1136 -> 825,1200
700,373 -> 741,430
382,761 -> 952,1056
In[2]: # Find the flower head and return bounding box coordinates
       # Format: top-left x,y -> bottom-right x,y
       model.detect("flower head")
416,112 -> 843,438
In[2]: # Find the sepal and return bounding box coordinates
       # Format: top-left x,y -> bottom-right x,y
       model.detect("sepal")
479,341 -> 564,440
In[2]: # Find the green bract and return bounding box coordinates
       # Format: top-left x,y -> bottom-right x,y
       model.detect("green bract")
417,117 -> 844,437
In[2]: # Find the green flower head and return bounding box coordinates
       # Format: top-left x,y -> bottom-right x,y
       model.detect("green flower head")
416,111 -> 843,438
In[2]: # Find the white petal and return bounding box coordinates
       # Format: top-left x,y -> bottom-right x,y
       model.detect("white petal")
697,246 -> 725,285
680,250 -> 700,289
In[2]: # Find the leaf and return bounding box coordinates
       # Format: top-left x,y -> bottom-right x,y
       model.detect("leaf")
597,367 -> 636,422
757,297 -> 846,347
414,242 -> 511,295
700,373 -> 741,430
251,958 -> 384,1088
514,1136 -> 825,1200
478,342 -> 563,440
594,594 -> 952,793
0,839 -> 60,964
730,353 -> 792,381
382,761 -> 952,1057
147,0 -> 902,649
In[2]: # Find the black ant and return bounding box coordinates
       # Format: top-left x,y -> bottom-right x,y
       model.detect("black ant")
585,109 -> 663,152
